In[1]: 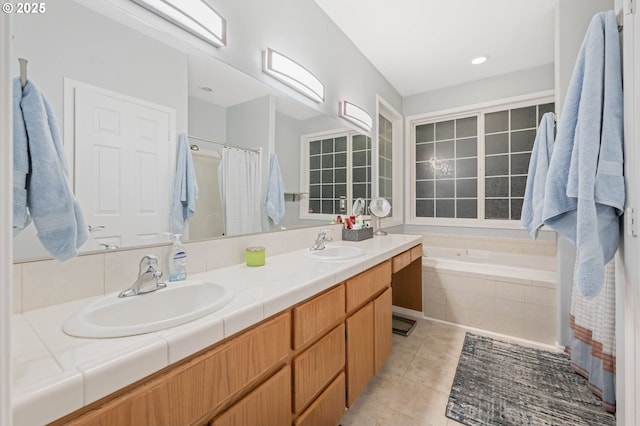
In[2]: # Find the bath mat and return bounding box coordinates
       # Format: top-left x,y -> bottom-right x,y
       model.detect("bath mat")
446,333 -> 616,426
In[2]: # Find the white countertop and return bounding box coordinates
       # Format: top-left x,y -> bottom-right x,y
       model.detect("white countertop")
12,234 -> 421,425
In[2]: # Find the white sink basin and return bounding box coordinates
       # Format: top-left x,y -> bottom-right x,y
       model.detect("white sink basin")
304,245 -> 366,261
62,280 -> 234,338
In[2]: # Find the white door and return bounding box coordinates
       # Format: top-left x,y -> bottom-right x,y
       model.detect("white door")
74,85 -> 174,248
190,150 -> 224,240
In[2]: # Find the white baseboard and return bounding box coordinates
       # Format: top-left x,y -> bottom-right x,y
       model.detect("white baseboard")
392,306 -> 423,319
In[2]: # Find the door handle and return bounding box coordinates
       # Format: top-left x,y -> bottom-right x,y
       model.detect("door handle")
88,225 -> 106,233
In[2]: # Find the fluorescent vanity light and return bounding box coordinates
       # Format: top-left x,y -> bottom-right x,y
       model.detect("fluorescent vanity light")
471,56 -> 488,65
263,48 -> 324,103
132,0 -> 227,47
339,101 -> 373,132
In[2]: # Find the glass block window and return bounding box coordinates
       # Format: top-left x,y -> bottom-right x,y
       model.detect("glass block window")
411,97 -> 554,225
415,116 -> 478,218
306,132 -> 371,216
484,102 -> 554,220
378,114 -> 393,206
352,134 -> 372,214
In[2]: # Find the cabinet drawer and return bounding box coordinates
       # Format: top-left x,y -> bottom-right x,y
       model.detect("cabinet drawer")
346,260 -> 391,313
293,324 -> 345,413
294,373 -> 346,426
68,313 -> 290,426
392,250 -> 411,273
293,285 -> 345,349
212,366 -> 291,426
409,244 -> 423,262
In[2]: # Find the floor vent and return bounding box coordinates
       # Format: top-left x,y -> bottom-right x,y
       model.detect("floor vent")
392,315 -> 417,337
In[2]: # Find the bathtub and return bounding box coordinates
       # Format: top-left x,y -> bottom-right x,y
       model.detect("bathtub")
421,247 -> 557,345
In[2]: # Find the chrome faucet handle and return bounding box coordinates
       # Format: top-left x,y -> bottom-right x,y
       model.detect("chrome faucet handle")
119,255 -> 165,298
317,229 -> 332,241
138,254 -> 159,275
311,229 -> 333,250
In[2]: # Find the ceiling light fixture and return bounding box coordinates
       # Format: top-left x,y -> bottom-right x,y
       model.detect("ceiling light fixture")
263,48 -> 324,103
471,56 -> 489,65
132,0 -> 227,47
339,101 -> 373,132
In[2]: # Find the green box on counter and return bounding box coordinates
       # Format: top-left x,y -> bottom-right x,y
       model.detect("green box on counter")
342,227 -> 373,242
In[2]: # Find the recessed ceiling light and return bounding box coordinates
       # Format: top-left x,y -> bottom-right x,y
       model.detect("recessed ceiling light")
471,56 -> 489,65
200,86 -> 213,92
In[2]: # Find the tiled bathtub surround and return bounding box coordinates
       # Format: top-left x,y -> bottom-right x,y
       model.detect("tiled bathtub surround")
421,232 -> 556,257
12,224 -> 345,313
422,247 -> 556,345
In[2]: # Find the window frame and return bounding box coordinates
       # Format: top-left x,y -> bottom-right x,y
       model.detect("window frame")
405,90 -> 555,229
375,94 -> 404,228
298,128 -> 371,221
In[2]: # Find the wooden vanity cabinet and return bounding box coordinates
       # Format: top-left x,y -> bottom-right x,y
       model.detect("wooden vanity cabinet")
63,313 -> 290,426
391,244 -> 423,311
52,253 -> 405,426
211,365 -> 291,426
345,261 -> 392,407
294,373 -> 346,426
291,284 -> 346,425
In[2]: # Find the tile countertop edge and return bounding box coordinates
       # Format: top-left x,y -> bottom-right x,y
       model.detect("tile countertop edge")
12,234 -> 422,425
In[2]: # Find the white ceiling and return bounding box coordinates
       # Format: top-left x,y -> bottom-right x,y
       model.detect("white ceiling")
314,0 -> 557,97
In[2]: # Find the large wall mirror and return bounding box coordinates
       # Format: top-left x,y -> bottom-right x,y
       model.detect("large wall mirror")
12,0 -> 374,262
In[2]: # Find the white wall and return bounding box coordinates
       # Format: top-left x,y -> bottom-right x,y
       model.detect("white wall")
209,0 -> 402,133
188,96 -> 227,143
11,1 -> 188,133
403,63 -> 555,116
1,11 -> 12,426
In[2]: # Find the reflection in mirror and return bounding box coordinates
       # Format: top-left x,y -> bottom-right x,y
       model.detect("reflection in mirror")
11,0 -> 362,262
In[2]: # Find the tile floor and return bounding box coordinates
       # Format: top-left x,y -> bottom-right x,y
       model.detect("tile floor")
339,317 -> 468,426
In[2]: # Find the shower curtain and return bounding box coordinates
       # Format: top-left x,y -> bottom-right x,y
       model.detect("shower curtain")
567,259 -> 616,413
218,146 -> 261,236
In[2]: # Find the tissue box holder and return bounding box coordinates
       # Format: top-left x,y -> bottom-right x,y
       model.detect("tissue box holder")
342,227 -> 373,242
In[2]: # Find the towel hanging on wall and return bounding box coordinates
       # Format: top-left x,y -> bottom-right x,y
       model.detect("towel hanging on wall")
542,10 -> 624,298
521,112 -> 556,239
265,153 -> 285,225
171,134 -> 199,234
13,77 -> 88,260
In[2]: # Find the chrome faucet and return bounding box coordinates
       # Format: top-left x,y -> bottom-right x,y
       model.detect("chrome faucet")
310,229 -> 332,251
118,255 -> 166,298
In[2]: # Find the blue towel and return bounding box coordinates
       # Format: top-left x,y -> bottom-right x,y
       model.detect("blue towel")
13,78 -> 30,233
171,134 -> 199,233
265,153 -> 285,225
16,78 -> 89,260
521,112 -> 555,239
542,10 -> 624,298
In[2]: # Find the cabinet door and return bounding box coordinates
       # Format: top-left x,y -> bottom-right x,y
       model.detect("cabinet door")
212,366 -> 291,426
374,287 -> 392,373
293,285 -> 345,350
345,302 -> 374,407
294,373 -> 346,426
293,323 -> 345,413
391,258 -> 423,311
67,313 -> 290,426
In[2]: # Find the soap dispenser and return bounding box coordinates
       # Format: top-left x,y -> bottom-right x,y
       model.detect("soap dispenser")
168,234 -> 187,282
